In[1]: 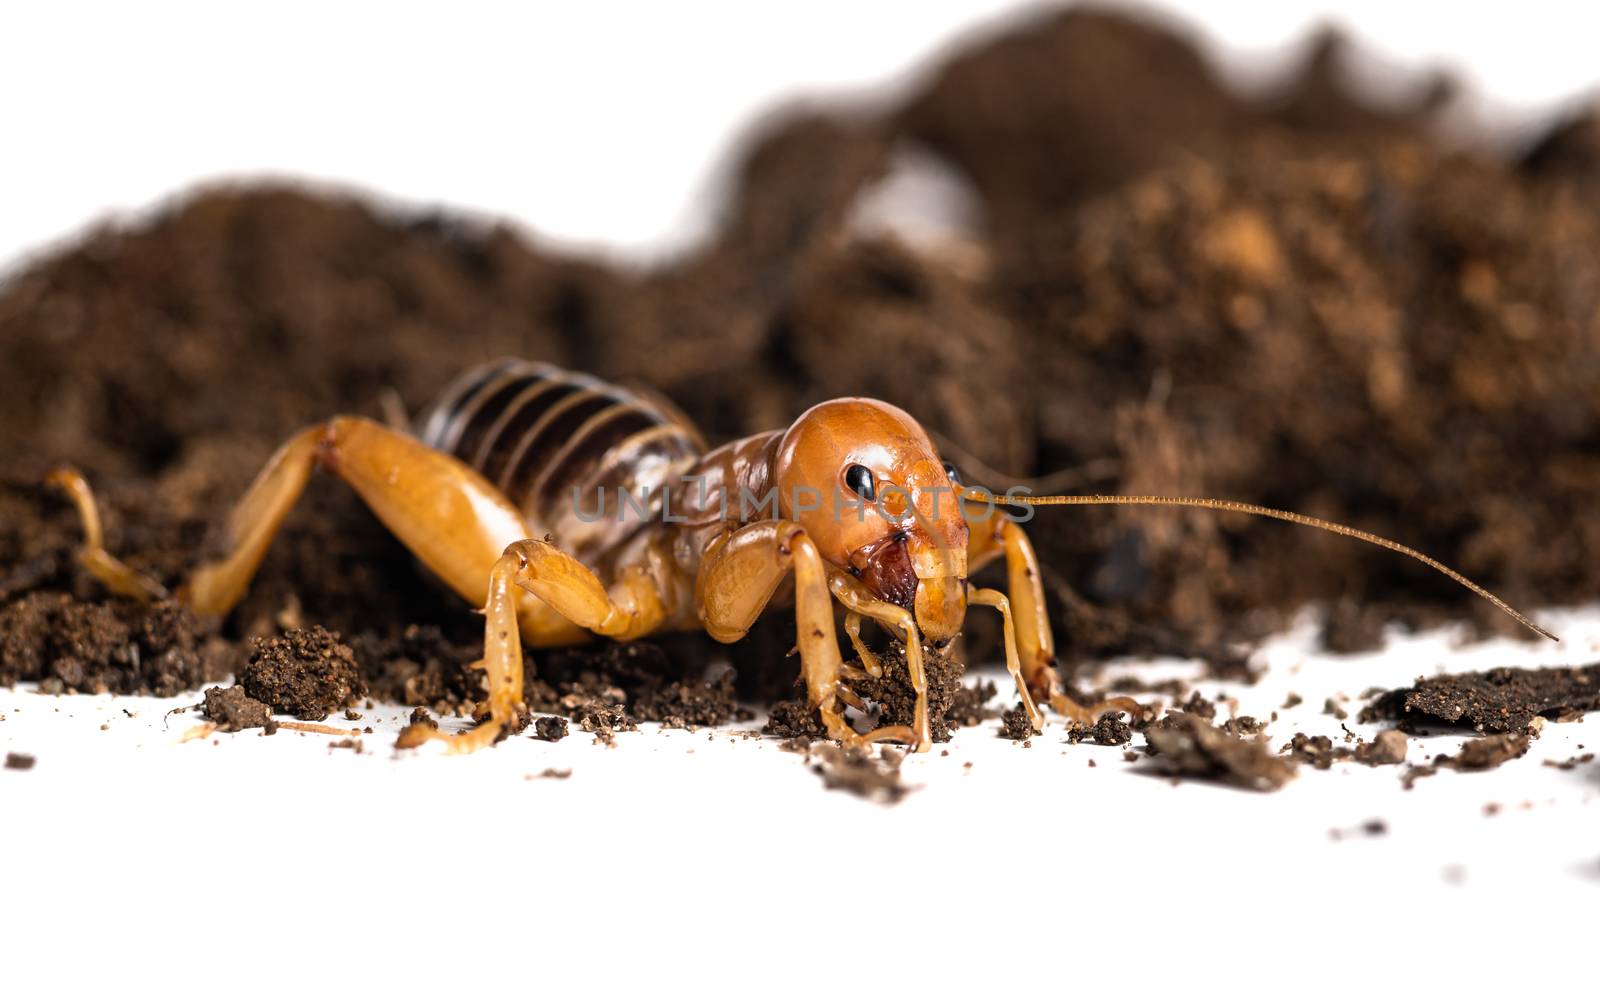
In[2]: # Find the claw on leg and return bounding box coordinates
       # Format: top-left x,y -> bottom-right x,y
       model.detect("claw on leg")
1045,673 -> 1150,727
43,467 -> 169,603
843,611 -> 883,678
818,701 -> 916,748
968,586 -> 1044,734
396,551 -> 527,754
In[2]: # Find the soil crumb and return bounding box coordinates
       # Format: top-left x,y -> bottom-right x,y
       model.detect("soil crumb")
1361,664 -> 1600,734
201,685 -> 275,733
1329,819 -> 1389,841
1439,733 -> 1532,771
1144,712 -> 1297,791
5,752 -> 35,770
1283,728 -> 1408,768
1544,752 -> 1595,770
1067,711 -> 1134,745
241,626 -> 366,721
810,744 -> 911,804
1000,703 -> 1036,741
532,715 -> 569,742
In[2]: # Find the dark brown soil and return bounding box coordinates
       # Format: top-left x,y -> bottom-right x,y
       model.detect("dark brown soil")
763,640 -> 998,742
3,8 -> 1598,722
1144,711 -> 1298,791
1441,732 -> 1532,770
1283,729 -> 1408,769
5,752 -> 35,770
201,684 -> 274,732
1361,663 -> 1600,733
532,716 -> 569,742
999,704 -> 1035,741
241,626 -> 366,721
809,744 -> 910,803
0,592 -> 223,696
1066,711 -> 1134,745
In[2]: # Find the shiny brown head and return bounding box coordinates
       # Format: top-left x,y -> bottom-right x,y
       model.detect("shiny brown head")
774,398 -> 969,642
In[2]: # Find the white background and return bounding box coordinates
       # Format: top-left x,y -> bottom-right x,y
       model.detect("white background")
4,1 -> 1600,993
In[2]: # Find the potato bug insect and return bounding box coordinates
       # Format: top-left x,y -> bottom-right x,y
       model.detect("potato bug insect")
47,358 -> 1553,752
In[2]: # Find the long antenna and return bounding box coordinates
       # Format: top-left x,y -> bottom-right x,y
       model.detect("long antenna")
1004,492 -> 1557,643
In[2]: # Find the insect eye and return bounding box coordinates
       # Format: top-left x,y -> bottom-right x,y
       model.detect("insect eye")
844,463 -> 876,501
942,461 -> 962,485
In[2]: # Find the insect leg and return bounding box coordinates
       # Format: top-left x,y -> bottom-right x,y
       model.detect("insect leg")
43,467 -> 170,602
399,537 -> 674,753
695,521 -> 916,748
826,573 -> 933,752
967,504 -> 1147,726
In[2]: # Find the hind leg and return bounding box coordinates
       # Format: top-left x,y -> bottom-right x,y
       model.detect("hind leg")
51,416 -> 538,619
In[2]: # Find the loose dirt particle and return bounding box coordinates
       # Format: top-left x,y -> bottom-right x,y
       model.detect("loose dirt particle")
1440,733 -> 1532,770
201,685 -> 275,733
1221,716 -> 1265,737
1329,819 -> 1388,841
1144,712 -> 1297,791
809,744 -> 910,803
1543,753 -> 1595,770
1282,728 -> 1407,768
532,716 -> 569,742
5,752 -> 35,770
1067,711 -> 1134,745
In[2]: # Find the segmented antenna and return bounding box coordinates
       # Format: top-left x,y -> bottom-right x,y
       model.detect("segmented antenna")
1008,493 -> 1557,643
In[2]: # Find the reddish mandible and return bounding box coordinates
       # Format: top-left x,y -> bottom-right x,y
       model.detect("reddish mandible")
48,359 -> 1553,752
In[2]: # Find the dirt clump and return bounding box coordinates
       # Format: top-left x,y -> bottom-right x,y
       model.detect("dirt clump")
532,716 -> 569,742
1144,712 -> 1297,791
201,685 -> 275,732
1440,733 -> 1532,770
5,752 -> 36,770
1067,711 -> 1134,745
809,744 -> 911,804
1283,728 -> 1408,769
240,626 -> 366,721
999,704 -> 1035,742
1361,664 -> 1600,734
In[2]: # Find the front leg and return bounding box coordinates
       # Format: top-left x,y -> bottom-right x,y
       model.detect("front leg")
695,521 -> 915,748
826,573 -> 933,752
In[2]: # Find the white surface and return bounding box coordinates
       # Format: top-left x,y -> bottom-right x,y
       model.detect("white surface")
4,606 -> 1597,989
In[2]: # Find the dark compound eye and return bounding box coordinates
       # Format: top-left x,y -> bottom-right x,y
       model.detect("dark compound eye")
942,461 -> 962,485
844,463 -> 876,501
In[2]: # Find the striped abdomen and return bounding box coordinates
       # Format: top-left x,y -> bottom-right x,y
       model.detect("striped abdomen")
416,359 -> 704,558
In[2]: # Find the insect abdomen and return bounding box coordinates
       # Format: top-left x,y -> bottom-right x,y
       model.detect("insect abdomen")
416,359 -> 703,554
